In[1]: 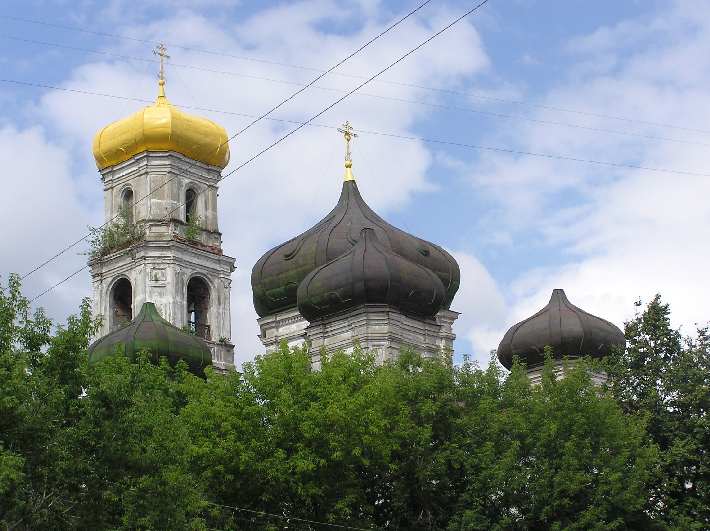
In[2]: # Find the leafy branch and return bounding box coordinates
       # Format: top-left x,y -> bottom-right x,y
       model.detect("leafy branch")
87,207 -> 144,259
184,215 -> 202,242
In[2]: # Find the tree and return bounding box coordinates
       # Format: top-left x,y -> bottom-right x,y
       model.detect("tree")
0,276 -> 705,529
449,355 -> 658,530
0,274 -> 98,530
607,295 -> 710,529
73,355 -> 207,530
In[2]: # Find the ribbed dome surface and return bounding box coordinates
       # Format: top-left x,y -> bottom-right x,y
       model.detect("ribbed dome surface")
88,302 -> 212,374
297,228 -> 446,321
92,82 -> 230,170
497,289 -> 625,369
251,180 -> 460,317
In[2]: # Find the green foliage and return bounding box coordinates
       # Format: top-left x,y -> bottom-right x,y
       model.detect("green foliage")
0,276 -> 706,529
607,295 -> 710,529
87,207 -> 144,259
184,215 -> 202,241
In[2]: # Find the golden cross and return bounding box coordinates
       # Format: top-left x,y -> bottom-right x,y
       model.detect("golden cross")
337,121 -> 358,162
153,43 -> 170,82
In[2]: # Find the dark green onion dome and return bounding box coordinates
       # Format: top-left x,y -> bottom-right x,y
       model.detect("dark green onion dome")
297,228 -> 446,321
88,302 -> 212,374
497,289 -> 625,370
252,180 -> 460,317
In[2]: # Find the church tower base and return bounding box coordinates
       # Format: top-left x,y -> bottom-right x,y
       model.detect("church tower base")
257,306 -> 458,368
306,305 -> 458,367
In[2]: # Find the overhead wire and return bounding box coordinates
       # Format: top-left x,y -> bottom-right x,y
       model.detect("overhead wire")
5,34 -> 710,148
3,13 -> 710,136
4,77 -> 710,181
20,73 -> 710,304
17,0 -> 433,284
26,0 -> 493,303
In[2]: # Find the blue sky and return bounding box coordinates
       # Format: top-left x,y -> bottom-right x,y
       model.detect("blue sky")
1,0 -> 707,366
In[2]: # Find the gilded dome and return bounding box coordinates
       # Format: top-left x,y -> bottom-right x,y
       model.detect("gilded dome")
297,228 -> 447,321
88,302 -> 212,375
92,80 -> 230,170
497,289 -> 625,370
251,180 -> 460,318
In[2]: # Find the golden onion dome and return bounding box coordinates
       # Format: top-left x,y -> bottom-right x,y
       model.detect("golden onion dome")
92,80 -> 230,170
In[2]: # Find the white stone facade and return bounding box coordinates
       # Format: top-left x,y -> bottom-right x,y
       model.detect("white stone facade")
257,304 -> 459,367
257,308 -> 308,352
526,359 -> 607,386
90,151 -> 236,371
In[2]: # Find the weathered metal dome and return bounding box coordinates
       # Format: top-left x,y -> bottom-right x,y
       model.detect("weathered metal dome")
297,228 -> 446,321
497,289 -> 625,369
251,180 -> 460,318
88,302 -> 212,374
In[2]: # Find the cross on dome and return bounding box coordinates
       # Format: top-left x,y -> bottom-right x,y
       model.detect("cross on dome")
337,120 -> 358,181
153,43 -> 170,98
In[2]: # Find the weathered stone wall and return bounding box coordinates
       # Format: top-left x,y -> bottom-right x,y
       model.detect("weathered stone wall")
257,304 -> 459,368
90,151 -> 236,371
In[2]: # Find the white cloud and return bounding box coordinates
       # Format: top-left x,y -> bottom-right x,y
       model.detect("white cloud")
0,125 -> 93,317
6,1 -> 489,365
465,0 -> 710,346
450,251 -> 507,366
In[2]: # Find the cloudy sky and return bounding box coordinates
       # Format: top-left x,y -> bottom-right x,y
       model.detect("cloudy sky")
1,0 -> 708,366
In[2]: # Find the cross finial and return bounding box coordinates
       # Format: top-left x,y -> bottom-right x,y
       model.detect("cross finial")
153,43 -> 170,98
338,121 -> 358,162
337,121 -> 358,181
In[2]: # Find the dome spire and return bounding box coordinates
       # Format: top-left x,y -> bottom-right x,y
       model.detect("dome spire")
153,43 -> 170,101
337,120 -> 358,182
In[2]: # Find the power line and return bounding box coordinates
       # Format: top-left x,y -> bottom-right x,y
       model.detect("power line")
6,34 -> 710,148
29,266 -> 89,303
26,0 -> 493,303
220,0 -> 432,148
19,0 -> 432,283
205,501 -> 373,530
0,13 -> 339,74
4,13 -> 710,136
5,76 -> 710,180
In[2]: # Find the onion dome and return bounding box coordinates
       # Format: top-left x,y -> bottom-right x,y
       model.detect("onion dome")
88,302 -> 212,374
251,180 -> 460,318
297,228 -> 446,321
497,289 -> 625,369
92,80 -> 230,170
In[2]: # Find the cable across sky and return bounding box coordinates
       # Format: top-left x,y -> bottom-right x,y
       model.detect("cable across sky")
25,0 -> 493,303
4,12 -> 710,136
6,34 -> 710,148
18,0 -> 434,284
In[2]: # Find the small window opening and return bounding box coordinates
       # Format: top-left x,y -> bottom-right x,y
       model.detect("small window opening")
121,188 -> 134,224
185,188 -> 197,224
110,278 -> 132,330
187,277 -> 210,340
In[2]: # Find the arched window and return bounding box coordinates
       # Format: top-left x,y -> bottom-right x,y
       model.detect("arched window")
110,278 -> 132,330
121,188 -> 134,224
187,277 -> 210,340
185,188 -> 197,224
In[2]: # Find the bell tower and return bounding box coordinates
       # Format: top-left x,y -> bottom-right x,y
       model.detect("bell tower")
89,46 -> 235,370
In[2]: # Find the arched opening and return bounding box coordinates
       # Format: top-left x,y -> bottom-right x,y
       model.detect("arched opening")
110,278 -> 132,330
121,188 -> 134,224
187,277 -> 210,340
185,188 -> 197,224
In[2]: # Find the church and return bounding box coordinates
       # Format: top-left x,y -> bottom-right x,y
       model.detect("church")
87,53 -> 625,379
